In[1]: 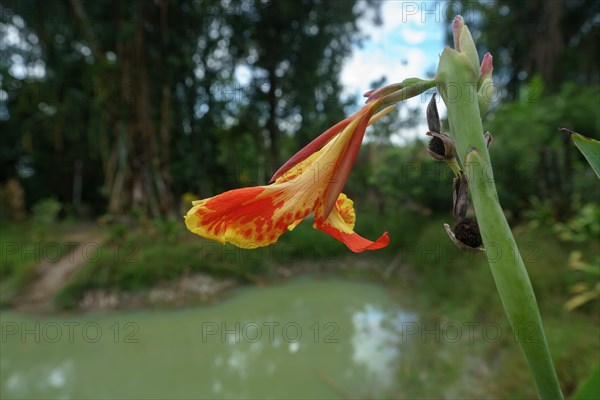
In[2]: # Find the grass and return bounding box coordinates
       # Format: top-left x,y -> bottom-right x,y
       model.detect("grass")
54,228 -> 269,309
0,221 -> 71,305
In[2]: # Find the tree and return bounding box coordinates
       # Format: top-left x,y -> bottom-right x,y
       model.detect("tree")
0,0 -> 378,217
227,0 -> 380,171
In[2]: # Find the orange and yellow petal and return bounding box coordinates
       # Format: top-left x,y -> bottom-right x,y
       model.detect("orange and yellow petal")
270,115 -> 355,183
314,193 -> 389,253
185,185 -> 315,249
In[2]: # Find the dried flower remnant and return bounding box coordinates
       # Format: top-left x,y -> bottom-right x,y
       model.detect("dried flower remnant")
426,132 -> 457,161
452,172 -> 469,221
427,93 -> 441,133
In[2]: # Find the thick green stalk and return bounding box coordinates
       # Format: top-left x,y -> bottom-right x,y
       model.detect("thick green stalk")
436,48 -> 563,398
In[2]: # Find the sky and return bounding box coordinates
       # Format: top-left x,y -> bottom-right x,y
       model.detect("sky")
341,0 -> 448,143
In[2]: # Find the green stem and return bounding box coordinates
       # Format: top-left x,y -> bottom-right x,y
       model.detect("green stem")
436,49 -> 563,399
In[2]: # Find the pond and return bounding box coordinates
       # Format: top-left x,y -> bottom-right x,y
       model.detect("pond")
1,277 -> 422,399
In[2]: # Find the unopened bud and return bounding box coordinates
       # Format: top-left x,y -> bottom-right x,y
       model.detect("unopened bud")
452,16 -> 463,52
478,53 -> 493,88
451,15 -> 480,74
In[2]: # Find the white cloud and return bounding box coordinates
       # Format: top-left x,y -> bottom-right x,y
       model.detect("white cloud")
341,46 -> 430,98
341,1 -> 446,141
359,1 -> 410,44
345,1 -> 443,94
401,27 -> 427,44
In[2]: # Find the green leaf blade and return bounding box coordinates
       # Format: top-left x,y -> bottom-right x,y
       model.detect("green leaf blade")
565,129 -> 600,179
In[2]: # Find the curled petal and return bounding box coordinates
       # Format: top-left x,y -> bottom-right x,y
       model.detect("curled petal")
315,194 -> 389,253
269,112 -> 361,183
270,102 -> 390,183
320,114 -> 370,220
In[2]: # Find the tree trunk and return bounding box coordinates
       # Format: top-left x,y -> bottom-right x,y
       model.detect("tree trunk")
102,1 -> 174,218
266,67 -> 279,170
529,0 -> 565,91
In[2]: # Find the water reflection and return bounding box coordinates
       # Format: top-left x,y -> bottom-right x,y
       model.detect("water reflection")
3,359 -> 74,399
350,305 -> 418,393
1,278 -> 418,399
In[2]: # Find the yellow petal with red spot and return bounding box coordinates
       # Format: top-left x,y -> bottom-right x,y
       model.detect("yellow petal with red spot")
185,184 -> 316,249
314,193 -> 389,253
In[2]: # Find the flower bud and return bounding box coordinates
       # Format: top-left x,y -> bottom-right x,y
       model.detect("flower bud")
478,53 -> 493,89
452,15 -> 480,74
427,93 -> 441,133
477,53 -> 494,115
426,132 -> 456,161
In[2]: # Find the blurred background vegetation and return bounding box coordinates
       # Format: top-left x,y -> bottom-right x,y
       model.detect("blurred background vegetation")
0,0 -> 599,398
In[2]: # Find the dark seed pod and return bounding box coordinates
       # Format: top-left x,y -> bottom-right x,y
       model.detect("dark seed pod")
426,132 -> 456,161
453,218 -> 483,248
444,219 -> 484,252
429,135 -> 445,157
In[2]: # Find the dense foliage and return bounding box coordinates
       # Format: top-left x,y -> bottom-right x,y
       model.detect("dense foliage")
1,0 -> 380,217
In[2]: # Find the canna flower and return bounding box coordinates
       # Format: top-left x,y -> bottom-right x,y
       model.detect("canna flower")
185,101 -> 395,253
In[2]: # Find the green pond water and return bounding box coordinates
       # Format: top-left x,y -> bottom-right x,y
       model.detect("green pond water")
1,277 -> 421,399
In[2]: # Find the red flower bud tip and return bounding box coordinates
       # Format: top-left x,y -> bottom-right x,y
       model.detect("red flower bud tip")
452,15 -> 465,51
480,52 -> 493,80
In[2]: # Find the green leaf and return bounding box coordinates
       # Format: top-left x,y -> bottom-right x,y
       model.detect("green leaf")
573,360 -> 600,400
563,129 -> 600,179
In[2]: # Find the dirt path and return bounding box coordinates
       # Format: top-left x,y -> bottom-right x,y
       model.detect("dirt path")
12,227 -> 106,313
